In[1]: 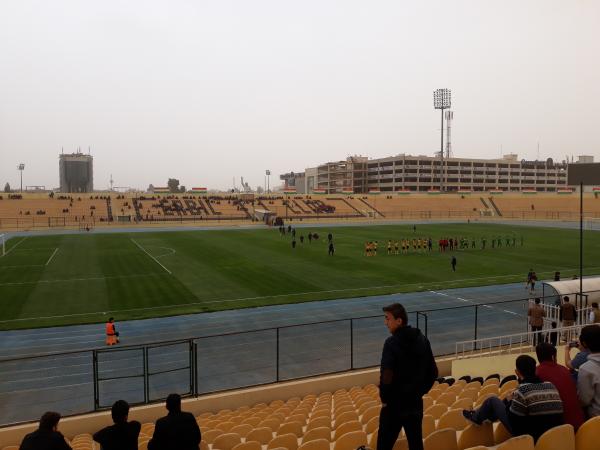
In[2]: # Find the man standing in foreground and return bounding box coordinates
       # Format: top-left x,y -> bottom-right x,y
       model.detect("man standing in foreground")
378,303 -> 438,450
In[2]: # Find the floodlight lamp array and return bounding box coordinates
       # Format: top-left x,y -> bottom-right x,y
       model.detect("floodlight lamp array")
433,88 -> 451,109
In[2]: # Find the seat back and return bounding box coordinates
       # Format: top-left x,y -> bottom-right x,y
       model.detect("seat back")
423,428 -> 458,450
494,421 -> 513,444
246,427 -> 274,445
298,438 -> 330,450
457,422 -> 494,450
212,433 -> 242,450
422,414 -> 436,438
302,427 -> 331,444
333,430 -> 368,450
333,420 -> 362,440
268,433 -> 299,450
437,408 -> 468,431
575,416 -> 600,450
497,435 -> 534,450
535,424 -> 574,450
232,442 -> 262,450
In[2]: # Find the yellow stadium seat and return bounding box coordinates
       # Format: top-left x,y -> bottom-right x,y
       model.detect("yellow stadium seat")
232,442 -> 262,450
393,438 -> 409,450
298,438 -> 330,450
437,408 -> 468,431
278,421 -> 304,437
461,447 -> 488,450
436,393 -> 458,407
246,427 -> 274,445
424,403 -> 448,420
423,396 -> 434,411
482,378 -> 500,387
200,441 -> 209,450
497,435 -> 534,450
311,409 -> 332,419
333,420 -> 362,440
427,389 -> 443,400
212,433 -> 242,450
307,416 -> 331,430
457,423 -> 494,450
302,427 -> 331,444
360,405 -> 380,424
368,429 -> 378,449
260,418 -> 282,433
535,424 -> 574,450
287,414 -> 308,424
268,433 -> 299,450
500,380 -> 519,395
423,428 -> 458,450
494,422 -> 513,444
202,429 -> 223,444
478,385 -> 499,398
474,393 -> 496,409
575,416 -> 600,450
451,398 -> 474,410
458,389 -> 479,402
421,414 -> 436,438
216,421 -> 237,432
364,415 -> 379,435
333,430 -> 368,450
242,417 -> 261,427
334,411 -> 359,428
230,424 -> 253,438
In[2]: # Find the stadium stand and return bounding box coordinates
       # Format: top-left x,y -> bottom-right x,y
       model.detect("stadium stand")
2,372 -> 599,450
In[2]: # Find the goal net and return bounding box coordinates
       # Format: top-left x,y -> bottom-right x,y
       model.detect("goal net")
0,234 -> 5,256
585,217 -> 600,231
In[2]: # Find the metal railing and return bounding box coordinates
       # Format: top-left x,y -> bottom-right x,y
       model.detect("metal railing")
0,289 -> 598,426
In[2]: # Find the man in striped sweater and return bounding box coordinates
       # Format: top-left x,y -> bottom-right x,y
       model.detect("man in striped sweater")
463,355 -> 564,442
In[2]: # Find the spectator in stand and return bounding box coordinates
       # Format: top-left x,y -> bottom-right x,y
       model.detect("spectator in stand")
560,296 -> 577,342
378,303 -> 438,450
148,394 -> 201,450
535,343 -> 585,430
528,298 -> 546,346
590,302 -> 600,324
463,355 -> 564,442
93,400 -> 141,450
565,334 -> 590,381
577,325 -> 600,418
19,411 -> 72,450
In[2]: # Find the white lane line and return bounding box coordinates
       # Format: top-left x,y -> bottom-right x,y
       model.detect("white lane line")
0,264 -> 45,269
45,248 -> 59,266
2,236 -> 28,257
429,290 -> 525,318
130,239 -> 172,274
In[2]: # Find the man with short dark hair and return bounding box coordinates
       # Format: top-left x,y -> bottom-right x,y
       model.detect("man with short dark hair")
560,297 -> 577,342
93,400 -> 141,450
463,355 -> 564,442
19,411 -> 72,450
148,394 -> 201,450
577,325 -> 600,418
378,303 -> 438,450
528,298 -> 546,345
535,343 -> 585,430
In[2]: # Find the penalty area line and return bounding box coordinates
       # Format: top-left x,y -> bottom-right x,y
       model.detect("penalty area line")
130,239 -> 172,274
1,236 -> 28,257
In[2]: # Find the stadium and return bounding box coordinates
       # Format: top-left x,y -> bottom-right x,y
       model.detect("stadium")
2,2 -> 600,450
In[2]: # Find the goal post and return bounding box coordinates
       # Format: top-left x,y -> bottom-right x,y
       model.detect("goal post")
0,234 -> 4,256
584,217 -> 600,231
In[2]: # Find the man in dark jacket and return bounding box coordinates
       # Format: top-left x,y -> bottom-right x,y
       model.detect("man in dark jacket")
148,393 -> 201,450
20,411 -> 72,450
377,303 -> 438,450
93,400 -> 141,450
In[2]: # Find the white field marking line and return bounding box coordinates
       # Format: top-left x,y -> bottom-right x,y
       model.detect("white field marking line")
0,381 -> 90,396
2,265 -> 599,324
0,273 -> 161,289
45,248 -> 59,266
154,247 -> 176,259
0,264 -> 45,269
429,290 -> 524,318
130,238 -> 172,274
1,236 -> 28,257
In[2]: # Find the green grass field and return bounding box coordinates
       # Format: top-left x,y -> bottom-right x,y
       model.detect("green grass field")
1,223 -> 599,330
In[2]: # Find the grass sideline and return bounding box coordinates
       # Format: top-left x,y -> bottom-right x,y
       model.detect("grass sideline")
0,223 -> 599,330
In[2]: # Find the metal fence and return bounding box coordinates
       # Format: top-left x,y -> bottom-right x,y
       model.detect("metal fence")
0,290 -> 597,426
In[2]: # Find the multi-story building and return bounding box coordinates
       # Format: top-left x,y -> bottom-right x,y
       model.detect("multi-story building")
286,154 -> 581,194
59,152 -> 94,193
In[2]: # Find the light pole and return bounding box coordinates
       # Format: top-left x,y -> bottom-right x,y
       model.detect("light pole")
17,164 -> 25,192
266,170 -> 271,193
433,89 -> 451,191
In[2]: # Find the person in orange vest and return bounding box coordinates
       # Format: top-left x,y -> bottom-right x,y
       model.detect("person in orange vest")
105,317 -> 119,346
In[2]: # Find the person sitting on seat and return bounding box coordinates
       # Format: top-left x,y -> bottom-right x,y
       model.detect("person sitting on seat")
148,393 -> 201,450
93,400 -> 141,450
19,411 -> 72,450
463,354 -> 564,442
577,325 -> 600,418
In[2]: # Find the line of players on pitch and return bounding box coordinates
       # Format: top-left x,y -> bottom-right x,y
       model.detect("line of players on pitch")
364,234 -> 523,256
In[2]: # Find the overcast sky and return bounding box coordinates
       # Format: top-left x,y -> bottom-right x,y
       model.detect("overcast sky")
1,1 -> 598,191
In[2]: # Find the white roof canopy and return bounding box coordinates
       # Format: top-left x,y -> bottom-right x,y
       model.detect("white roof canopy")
543,276 -> 600,305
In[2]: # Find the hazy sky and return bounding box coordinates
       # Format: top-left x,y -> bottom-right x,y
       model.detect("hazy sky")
1,1 -> 598,191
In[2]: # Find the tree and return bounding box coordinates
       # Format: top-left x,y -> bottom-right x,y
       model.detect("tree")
179,186 -> 186,193
3,182 -> 10,193
167,178 -> 180,193
147,184 -> 154,193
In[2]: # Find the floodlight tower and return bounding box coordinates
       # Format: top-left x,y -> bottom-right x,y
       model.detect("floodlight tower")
17,163 -> 25,192
433,89 -> 451,191
445,110 -> 453,159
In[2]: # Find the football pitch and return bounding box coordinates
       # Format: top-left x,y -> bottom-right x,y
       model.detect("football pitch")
1,223 -> 599,330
